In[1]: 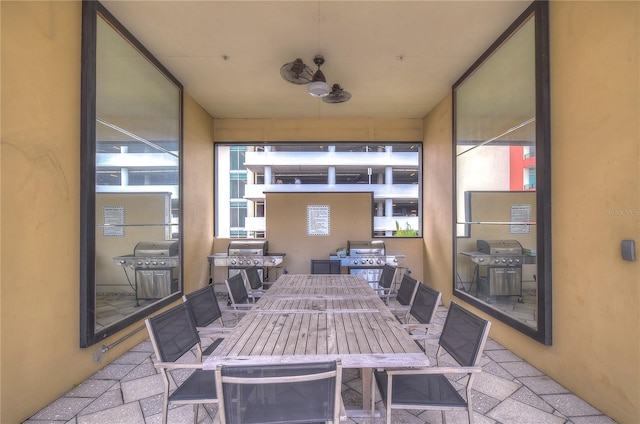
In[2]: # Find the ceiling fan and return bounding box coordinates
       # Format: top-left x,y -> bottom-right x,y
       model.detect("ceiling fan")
280,55 -> 352,103
324,84 -> 352,104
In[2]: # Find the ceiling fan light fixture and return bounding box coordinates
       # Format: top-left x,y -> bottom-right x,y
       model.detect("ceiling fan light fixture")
308,81 -> 331,97
308,57 -> 331,97
308,70 -> 331,97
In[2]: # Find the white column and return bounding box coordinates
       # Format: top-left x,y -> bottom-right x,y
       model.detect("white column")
385,146 -> 393,235
120,145 -> 128,186
263,146 -> 272,183
327,146 -> 336,184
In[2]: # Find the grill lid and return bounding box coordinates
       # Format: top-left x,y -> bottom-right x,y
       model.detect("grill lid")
477,240 -> 523,255
228,240 -> 269,255
134,241 -> 179,257
347,240 -> 385,256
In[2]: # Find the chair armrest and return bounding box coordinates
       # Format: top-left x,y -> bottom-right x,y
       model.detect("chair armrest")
197,326 -> 234,333
402,323 -> 432,331
373,287 -> 392,294
197,329 -> 232,338
153,362 -> 204,371
387,304 -> 410,312
385,366 -> 483,375
410,333 -> 440,341
231,304 -> 254,309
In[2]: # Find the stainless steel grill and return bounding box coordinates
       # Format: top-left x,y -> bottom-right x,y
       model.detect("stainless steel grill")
463,240 -> 526,267
114,241 -> 180,269
113,241 -> 179,304
208,240 -> 286,282
461,240 -> 526,302
209,241 -> 285,268
339,240 -> 404,284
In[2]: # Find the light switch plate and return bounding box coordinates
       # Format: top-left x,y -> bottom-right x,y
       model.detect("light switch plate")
621,240 -> 636,261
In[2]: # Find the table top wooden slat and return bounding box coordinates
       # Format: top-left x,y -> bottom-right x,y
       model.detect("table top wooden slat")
203,274 -> 429,369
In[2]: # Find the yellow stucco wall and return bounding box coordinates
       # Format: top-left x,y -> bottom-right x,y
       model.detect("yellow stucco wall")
424,2 -> 640,422
2,3 -> 87,422
0,2 -> 215,422
1,1 -> 638,423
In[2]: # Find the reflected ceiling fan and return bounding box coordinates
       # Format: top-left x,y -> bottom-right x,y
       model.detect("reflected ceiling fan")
280,55 -> 352,103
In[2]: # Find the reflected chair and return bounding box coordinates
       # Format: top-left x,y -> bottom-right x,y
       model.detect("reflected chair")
402,284 -> 442,352
310,259 -> 342,274
182,284 -> 233,355
225,272 -> 254,319
145,303 -> 218,424
243,266 -> 265,302
215,360 -> 344,424
372,302 -> 491,424
382,273 -> 419,323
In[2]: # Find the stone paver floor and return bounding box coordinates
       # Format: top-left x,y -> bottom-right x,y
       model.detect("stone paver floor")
24,304 -> 617,424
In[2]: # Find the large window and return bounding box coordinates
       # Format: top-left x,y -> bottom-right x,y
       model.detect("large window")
215,142 -> 421,238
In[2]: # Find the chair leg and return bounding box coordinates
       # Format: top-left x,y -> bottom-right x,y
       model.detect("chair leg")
161,381 -> 170,424
162,398 -> 169,424
386,377 -> 393,424
467,377 -> 475,424
370,373 -> 376,423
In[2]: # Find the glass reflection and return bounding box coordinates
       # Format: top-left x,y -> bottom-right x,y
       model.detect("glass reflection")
94,13 -> 181,331
80,1 -> 183,347
453,1 -> 551,345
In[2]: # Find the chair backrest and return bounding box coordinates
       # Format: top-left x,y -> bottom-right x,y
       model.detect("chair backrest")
310,259 -> 341,274
439,302 -> 491,367
216,361 -> 342,424
409,284 -> 442,324
226,272 -> 249,305
378,264 -> 397,290
244,266 -> 263,290
145,302 -> 201,363
396,273 -> 419,306
183,284 -> 222,328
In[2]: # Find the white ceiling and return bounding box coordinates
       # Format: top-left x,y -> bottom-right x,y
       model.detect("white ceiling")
101,1 -> 531,119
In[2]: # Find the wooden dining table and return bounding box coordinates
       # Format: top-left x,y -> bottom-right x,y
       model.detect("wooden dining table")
203,273 -> 429,415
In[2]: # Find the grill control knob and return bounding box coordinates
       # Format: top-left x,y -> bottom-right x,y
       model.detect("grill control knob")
494,259 -> 500,264
353,260 -> 359,265
160,261 -> 166,266
477,257 -> 484,263
119,260 -> 126,265
515,258 -> 521,264
231,259 -> 237,265
151,261 -> 158,266
508,258 -> 513,264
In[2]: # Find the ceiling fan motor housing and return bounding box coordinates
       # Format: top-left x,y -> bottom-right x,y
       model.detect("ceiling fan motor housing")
281,54 -> 350,102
